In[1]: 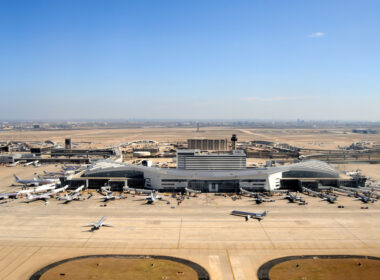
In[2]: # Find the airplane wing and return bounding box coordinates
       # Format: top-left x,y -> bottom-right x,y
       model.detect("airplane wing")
231,210 -> 255,216
102,223 -> 113,227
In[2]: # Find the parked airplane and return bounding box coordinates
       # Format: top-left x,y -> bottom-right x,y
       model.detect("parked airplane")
123,187 -> 152,194
240,189 -> 275,204
240,187 -> 256,197
355,192 -> 376,203
24,160 -> 39,167
62,165 -> 84,171
303,187 -> 336,203
97,190 -> 127,202
13,174 -> 59,186
59,185 -> 85,203
145,191 -> 162,204
321,194 -> 337,204
84,216 -> 112,231
24,185 -> 67,203
362,191 -> 380,200
185,187 -> 201,196
98,190 -> 116,201
72,185 -> 85,194
231,210 -> 268,221
36,174 -> 59,180
25,193 -> 52,204
134,191 -> 162,204
49,185 -> 68,195
60,192 -> 82,203
253,193 -> 275,204
8,161 -> 20,167
43,170 -> 73,176
17,183 -> 56,195
284,192 -> 304,203
0,192 -> 18,200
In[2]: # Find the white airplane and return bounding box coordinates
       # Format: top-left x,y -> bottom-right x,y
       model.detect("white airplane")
44,170 -> 73,176
24,160 -> 39,167
71,185 -> 85,194
25,193 -> 53,204
0,192 -> 18,200
97,188 -> 115,201
133,190 -> 162,204
17,183 -> 56,195
13,174 -> 59,186
145,191 -> 162,204
99,191 -> 128,202
50,185 -> 68,195
240,188 -> 275,204
123,187 -> 152,194
59,185 -> 85,203
240,187 -> 257,197
346,170 -> 360,176
231,210 -> 268,221
60,192 -> 82,203
8,161 -> 20,167
185,187 -> 201,196
36,175 -> 60,184
24,185 -> 67,203
62,165 -> 85,171
84,216 -> 112,231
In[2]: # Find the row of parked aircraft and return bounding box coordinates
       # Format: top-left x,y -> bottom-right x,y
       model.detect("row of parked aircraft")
8,160 -> 40,167
13,174 -> 60,187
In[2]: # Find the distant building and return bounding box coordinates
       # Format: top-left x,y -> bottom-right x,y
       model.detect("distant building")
352,128 -> 377,134
65,138 -> 71,149
187,139 -> 228,150
0,154 -> 21,164
177,149 -> 246,170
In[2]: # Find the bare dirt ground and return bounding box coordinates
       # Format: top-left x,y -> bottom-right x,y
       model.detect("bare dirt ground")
269,258 -> 380,280
1,126 -> 379,149
39,258 -> 197,280
334,163 -> 380,181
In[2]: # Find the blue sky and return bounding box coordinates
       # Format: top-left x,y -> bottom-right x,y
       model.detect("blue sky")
0,0 -> 379,120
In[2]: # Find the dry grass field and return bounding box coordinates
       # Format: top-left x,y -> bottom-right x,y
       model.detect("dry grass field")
269,258 -> 380,280
1,126 -> 379,149
39,258 -> 198,280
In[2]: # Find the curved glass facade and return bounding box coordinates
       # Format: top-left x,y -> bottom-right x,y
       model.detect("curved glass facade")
282,170 -> 338,178
83,169 -> 144,179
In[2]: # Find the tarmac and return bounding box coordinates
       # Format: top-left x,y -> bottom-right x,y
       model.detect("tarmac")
1,165 -> 380,280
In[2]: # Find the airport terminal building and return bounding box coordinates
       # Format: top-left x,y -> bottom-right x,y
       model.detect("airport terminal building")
77,149 -> 342,192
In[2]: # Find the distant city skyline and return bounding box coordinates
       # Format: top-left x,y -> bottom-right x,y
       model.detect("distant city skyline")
0,0 -> 379,120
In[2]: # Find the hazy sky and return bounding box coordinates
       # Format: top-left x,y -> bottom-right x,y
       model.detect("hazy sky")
0,0 -> 379,120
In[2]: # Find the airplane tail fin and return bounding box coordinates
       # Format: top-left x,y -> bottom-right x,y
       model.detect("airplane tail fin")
263,210 -> 268,216
13,174 -> 20,182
